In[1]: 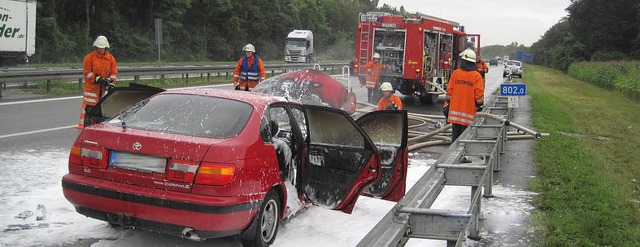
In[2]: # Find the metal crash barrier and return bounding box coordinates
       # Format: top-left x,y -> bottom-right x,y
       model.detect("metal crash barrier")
358,95 -> 540,247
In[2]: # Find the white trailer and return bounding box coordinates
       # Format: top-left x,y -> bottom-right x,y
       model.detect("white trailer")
284,30 -> 314,63
0,0 -> 36,66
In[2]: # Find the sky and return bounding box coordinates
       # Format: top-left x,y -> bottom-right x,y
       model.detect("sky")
0,149 -> 535,247
379,0 -> 572,47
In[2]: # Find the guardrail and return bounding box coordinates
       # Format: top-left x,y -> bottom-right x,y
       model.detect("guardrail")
0,63 -> 348,97
357,95 -> 540,246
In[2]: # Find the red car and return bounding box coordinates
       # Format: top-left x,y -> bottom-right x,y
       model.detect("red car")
252,69 -> 357,114
62,84 -> 408,246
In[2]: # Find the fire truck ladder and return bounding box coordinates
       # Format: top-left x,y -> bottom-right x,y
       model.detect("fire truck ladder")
359,21 -> 372,65
357,95 -> 541,247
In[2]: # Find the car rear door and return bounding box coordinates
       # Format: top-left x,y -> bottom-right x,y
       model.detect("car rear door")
299,105 -> 381,214
86,83 -> 164,126
356,110 -> 409,202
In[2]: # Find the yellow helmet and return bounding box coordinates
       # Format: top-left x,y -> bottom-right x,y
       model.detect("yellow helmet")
373,53 -> 381,59
459,49 -> 476,63
243,44 -> 256,53
93,36 -> 110,48
380,82 -> 393,91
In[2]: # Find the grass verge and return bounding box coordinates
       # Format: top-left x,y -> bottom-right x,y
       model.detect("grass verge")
526,65 -> 640,246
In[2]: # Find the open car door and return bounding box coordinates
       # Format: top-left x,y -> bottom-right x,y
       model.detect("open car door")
85,83 -> 165,127
300,105 -> 381,214
357,110 -> 408,202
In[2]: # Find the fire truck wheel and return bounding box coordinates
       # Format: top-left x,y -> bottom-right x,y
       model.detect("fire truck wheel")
420,94 -> 439,104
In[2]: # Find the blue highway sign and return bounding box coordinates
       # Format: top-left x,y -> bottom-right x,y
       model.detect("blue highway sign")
500,83 -> 527,96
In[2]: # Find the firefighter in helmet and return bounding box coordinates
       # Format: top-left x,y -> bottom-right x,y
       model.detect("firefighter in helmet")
445,49 -> 484,142
377,82 -> 403,111
233,44 -> 266,91
82,35 -> 118,127
365,52 -> 386,104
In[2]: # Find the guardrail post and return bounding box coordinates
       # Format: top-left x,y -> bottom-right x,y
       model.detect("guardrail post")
469,186 -> 481,240
225,72 -> 229,80
46,80 -> 52,93
208,73 -> 211,82
134,76 -> 140,83
271,70 -> 275,77
185,74 -> 189,85
78,79 -> 82,92
0,82 -> 3,98
160,74 -> 165,83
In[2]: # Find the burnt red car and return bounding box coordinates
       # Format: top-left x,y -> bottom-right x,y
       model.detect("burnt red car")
252,69 -> 357,114
62,85 -> 408,246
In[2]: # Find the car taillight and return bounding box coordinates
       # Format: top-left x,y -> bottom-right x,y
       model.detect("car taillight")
194,163 -> 235,186
81,146 -> 109,169
167,159 -> 198,183
69,145 -> 82,165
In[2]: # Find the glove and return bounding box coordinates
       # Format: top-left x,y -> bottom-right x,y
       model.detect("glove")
476,103 -> 484,112
95,76 -> 110,86
106,82 -> 116,92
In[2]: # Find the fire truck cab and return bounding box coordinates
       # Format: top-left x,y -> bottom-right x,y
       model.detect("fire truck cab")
355,12 -> 481,104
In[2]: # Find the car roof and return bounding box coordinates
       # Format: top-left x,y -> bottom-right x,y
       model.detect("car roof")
163,88 -> 289,106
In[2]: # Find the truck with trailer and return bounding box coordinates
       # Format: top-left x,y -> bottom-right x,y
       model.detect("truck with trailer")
284,30 -> 314,63
0,0 -> 36,66
354,12 -> 480,104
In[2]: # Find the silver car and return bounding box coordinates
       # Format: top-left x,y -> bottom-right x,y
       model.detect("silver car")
503,60 -> 523,78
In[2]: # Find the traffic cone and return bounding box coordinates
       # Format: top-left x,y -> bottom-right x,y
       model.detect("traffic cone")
75,101 -> 86,129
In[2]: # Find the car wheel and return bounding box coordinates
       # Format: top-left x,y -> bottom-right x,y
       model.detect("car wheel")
343,92 -> 357,115
419,94 -> 439,104
242,190 -> 280,247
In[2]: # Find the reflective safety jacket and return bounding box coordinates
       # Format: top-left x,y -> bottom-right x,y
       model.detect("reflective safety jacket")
233,55 -> 266,90
365,60 -> 385,89
377,95 -> 403,111
476,60 -> 488,79
446,69 -> 484,126
83,50 -> 118,106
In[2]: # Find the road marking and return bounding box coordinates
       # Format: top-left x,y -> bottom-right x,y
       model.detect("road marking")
0,125 -> 77,139
0,84 -> 232,106
0,96 -> 83,106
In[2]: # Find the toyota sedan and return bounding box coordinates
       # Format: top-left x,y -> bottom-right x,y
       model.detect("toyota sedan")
62,85 -> 408,246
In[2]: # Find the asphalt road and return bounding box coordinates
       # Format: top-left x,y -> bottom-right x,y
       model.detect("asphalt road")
0,64 -> 533,246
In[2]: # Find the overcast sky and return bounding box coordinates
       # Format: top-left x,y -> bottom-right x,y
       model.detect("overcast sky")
378,0 -> 572,47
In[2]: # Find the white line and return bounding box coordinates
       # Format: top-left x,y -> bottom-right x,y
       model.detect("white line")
0,125 -> 77,139
0,96 -> 82,106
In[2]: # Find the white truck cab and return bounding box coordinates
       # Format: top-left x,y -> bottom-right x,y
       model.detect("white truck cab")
284,30 -> 314,63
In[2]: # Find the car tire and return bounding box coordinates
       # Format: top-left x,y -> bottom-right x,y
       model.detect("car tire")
343,92 -> 357,115
242,190 -> 280,247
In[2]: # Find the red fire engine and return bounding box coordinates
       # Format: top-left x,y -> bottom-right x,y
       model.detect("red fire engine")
355,12 -> 481,104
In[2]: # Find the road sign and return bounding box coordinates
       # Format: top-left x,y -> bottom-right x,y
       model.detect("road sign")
508,96 -> 519,108
500,83 -> 526,96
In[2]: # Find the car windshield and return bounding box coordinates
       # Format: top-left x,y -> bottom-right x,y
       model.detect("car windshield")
107,94 -> 253,138
507,61 -> 521,66
286,40 -> 306,47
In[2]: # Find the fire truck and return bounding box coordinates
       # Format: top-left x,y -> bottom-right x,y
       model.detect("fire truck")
354,12 -> 481,104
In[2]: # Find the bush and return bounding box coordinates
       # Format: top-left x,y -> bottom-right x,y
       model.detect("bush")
568,61 -> 640,98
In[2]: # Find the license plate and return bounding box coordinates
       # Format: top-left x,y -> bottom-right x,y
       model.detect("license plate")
109,151 -> 167,173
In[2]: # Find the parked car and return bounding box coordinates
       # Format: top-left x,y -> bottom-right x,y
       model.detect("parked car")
62,84 -> 408,246
503,60 -> 524,78
489,58 -> 498,66
252,69 -> 357,115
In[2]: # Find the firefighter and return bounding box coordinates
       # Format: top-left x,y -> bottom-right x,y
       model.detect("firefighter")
377,82 -> 403,111
233,44 -> 266,91
82,35 -> 117,127
476,55 -> 489,82
365,53 -> 385,104
445,49 -> 484,143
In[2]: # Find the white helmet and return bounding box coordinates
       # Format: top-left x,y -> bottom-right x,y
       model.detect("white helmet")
380,82 -> 393,91
93,36 -> 110,48
373,53 -> 381,59
459,49 -> 476,63
243,44 -> 256,53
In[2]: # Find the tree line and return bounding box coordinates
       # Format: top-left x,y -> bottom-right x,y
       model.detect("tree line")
32,0 -> 407,64
530,0 -> 640,71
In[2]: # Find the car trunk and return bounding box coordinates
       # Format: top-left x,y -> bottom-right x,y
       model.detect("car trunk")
79,126 -> 221,193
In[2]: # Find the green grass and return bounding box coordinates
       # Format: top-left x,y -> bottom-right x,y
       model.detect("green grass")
568,61 -> 640,99
526,65 -> 640,246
